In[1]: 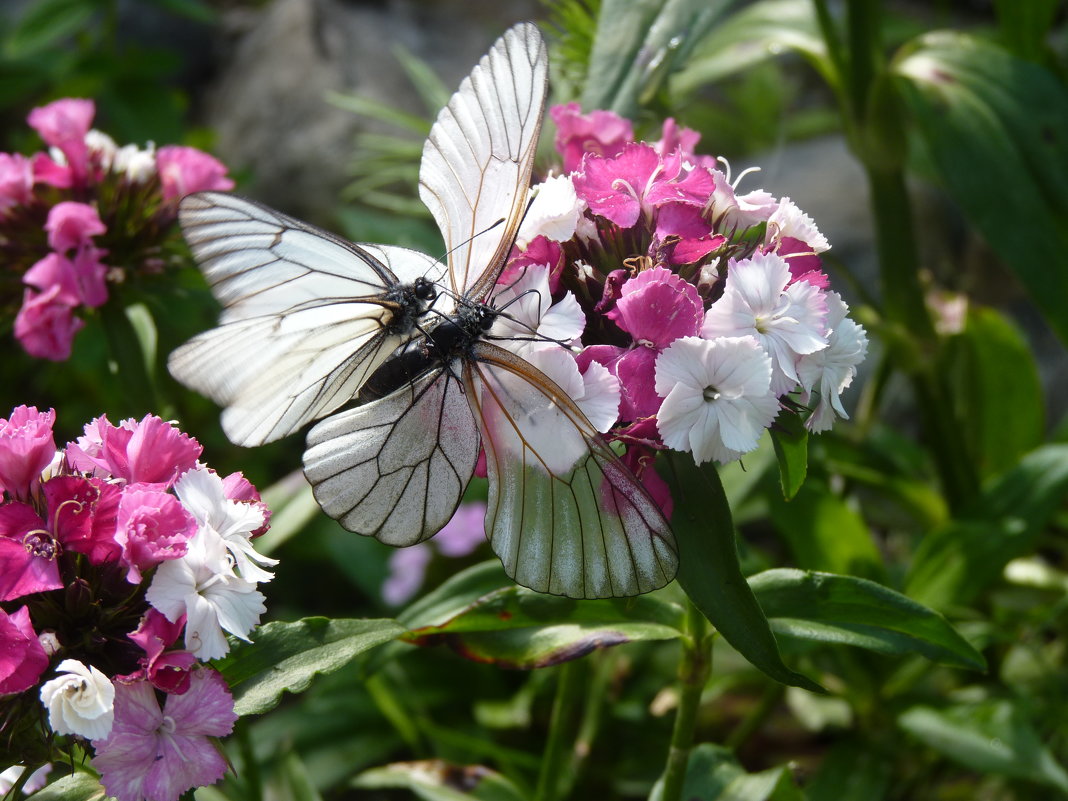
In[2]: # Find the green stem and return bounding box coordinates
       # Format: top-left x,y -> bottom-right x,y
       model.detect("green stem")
659,601 -> 712,801
534,659 -> 586,801
235,720 -> 262,801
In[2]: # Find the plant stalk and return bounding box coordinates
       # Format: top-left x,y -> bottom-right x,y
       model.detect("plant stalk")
658,601 -> 712,801
534,658 -> 586,801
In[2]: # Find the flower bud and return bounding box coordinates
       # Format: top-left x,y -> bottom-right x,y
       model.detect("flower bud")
39,659 -> 115,739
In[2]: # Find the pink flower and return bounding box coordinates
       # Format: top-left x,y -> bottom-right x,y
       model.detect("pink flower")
551,102 -> 634,173
0,152 -> 34,212
573,144 -> 713,228
31,151 -> 74,189
220,471 -> 270,538
45,201 -> 106,253
502,236 -> 565,294
116,489 -> 197,583
0,501 -> 63,600
13,286 -> 83,361
66,415 -> 203,489
435,501 -> 487,557
27,98 -> 95,182
652,118 -> 714,168
155,146 -> 234,201
92,669 -> 237,801
0,405 -> 56,500
654,204 -> 726,265
42,475 -> 122,565
24,247 -> 109,308
0,606 -> 49,694
127,610 -> 195,695
382,544 -> 433,606
772,236 -> 828,288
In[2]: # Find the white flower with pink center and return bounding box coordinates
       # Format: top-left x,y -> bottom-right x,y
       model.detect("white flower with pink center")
796,292 -> 869,432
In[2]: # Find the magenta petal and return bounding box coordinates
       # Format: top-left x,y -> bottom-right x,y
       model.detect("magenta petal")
0,605 -> 49,693
573,143 -> 662,227
608,267 -> 703,346
14,285 -> 84,361
616,347 -> 663,421
0,536 -> 61,601
0,405 -> 56,499
645,164 -> 716,208
45,201 -> 106,253
122,416 -> 202,487
23,253 -> 82,305
164,669 -> 237,736
550,102 -> 634,173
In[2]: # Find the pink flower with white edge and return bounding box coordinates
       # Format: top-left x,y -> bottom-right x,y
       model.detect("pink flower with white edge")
0,405 -> 56,500
155,146 -> 234,201
705,166 -> 778,231
44,202 -> 107,253
27,99 -> 95,182
66,414 -> 203,489
796,292 -> 869,433
116,489 -> 197,584
551,102 -> 633,173
602,266 -> 705,422
0,606 -> 49,694
13,286 -> 83,361
702,252 -> 828,396
92,670 -> 237,801
0,153 -> 34,212
655,335 -> 779,464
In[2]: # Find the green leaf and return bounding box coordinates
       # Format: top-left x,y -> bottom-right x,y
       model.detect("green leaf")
906,444 -> 1068,608
402,585 -> 685,669
894,32 -> 1068,345
651,744 -> 803,801
582,0 -> 736,116
664,455 -> 823,692
672,0 -> 833,95
805,739 -> 891,801
750,569 -> 986,670
276,751 -> 324,801
940,306 -> 1044,477
352,760 -> 527,801
214,617 -> 405,716
27,773 -> 105,801
899,699 -> 1068,792
770,411 -> 808,499
766,481 -> 884,580
4,0 -> 96,58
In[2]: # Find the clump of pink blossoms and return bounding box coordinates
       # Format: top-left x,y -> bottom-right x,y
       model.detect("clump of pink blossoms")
1,98 -> 234,361
487,103 -> 868,511
0,405 -> 274,801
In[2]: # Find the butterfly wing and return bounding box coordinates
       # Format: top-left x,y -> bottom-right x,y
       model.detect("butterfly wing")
169,192 -> 445,446
303,365 -> 479,546
466,342 -> 679,599
419,22 -> 548,300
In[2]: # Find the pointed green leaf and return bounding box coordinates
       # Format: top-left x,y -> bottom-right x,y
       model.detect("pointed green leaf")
352,761 -> 526,801
4,0 -> 96,58
664,456 -> 823,691
214,617 -> 405,716
894,32 -> 1068,345
401,584 -> 685,669
805,739 -> 891,801
582,0 -> 736,116
651,744 -> 803,801
27,773 -> 105,801
751,569 -> 985,670
899,700 -> 1068,792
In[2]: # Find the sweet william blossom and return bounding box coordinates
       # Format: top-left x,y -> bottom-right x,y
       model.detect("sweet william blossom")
156,146 -> 234,200
551,102 -> 633,173
39,659 -> 115,740
66,414 -> 202,488
0,606 -> 49,694
655,336 -> 779,464
0,153 -> 34,212
92,670 -> 237,801
796,292 -> 869,432
44,201 -> 106,253
0,405 -> 56,500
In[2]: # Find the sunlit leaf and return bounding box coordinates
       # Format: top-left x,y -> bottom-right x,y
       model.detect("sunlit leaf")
650,744 -> 804,801
352,760 -> 527,801
770,410 -> 808,500
214,617 -> 405,716
751,569 -> 985,670
27,773 -> 105,801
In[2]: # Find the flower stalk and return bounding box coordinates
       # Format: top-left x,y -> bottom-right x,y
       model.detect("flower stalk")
534,658 -> 587,801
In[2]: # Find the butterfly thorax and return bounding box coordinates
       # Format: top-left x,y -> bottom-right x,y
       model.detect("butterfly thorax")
383,277 -> 438,335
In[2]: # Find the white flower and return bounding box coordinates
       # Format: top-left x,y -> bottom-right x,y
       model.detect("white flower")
146,529 -> 266,661
655,336 -> 779,464
39,659 -> 115,740
489,264 -> 585,354
85,129 -> 117,171
175,466 -> 275,584
796,292 -> 868,432
517,174 -> 586,246
702,252 -> 828,396
113,142 -> 157,183
523,346 -> 621,433
706,166 -> 778,231
767,197 -> 829,253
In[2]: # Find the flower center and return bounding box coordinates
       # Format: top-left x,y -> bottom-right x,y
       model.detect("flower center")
702,385 -> 721,403
23,529 -> 58,559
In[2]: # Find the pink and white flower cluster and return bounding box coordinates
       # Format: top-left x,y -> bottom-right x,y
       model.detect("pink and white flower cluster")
491,104 -> 867,507
1,98 -> 234,361
0,405 -> 274,801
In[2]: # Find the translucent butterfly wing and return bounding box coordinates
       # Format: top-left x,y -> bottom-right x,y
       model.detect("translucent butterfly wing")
303,367 -> 479,546
419,22 -> 548,301
169,192 -> 444,446
467,343 -> 679,599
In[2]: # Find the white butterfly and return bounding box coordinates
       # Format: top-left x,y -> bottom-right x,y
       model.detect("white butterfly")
301,23 -> 677,598
172,23 -> 678,598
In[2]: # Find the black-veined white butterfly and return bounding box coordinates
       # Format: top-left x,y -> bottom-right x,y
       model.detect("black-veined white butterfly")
300,23 -> 678,598
171,22 -> 678,598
